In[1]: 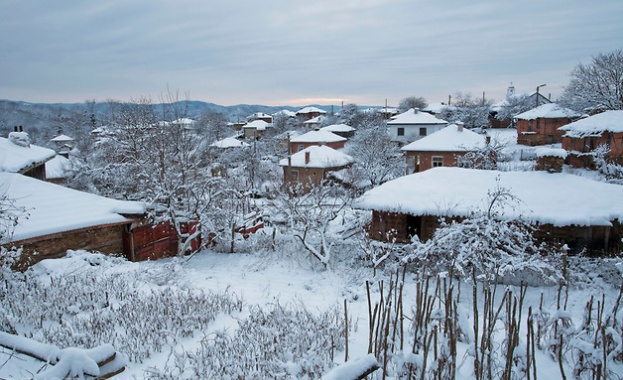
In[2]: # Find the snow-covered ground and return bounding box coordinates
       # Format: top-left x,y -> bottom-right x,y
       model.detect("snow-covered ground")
2,247 -> 622,379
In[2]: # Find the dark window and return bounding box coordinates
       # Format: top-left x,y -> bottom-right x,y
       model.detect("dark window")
419,128 -> 427,136
397,127 -> 405,136
432,156 -> 443,167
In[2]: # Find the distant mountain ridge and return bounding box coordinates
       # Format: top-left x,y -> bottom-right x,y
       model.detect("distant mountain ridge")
0,99 -> 342,131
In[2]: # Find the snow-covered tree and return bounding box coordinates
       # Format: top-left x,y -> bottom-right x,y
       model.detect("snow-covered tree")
403,179 -> 559,282
347,126 -> 404,187
457,137 -> 506,170
196,109 -> 230,142
441,92 -> 492,128
67,94 -> 235,255
270,184 -> 350,269
560,48 -> 623,112
494,93 -> 533,125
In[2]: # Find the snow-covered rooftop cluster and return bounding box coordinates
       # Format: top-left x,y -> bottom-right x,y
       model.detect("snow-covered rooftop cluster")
401,124 -> 486,152
279,145 -> 354,168
514,103 -> 581,120
559,110 -> 623,138
354,167 -> 623,227
1,172 -> 145,242
387,108 -> 448,125
0,135 -> 56,173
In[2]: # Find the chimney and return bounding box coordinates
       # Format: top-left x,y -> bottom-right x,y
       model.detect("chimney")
19,125 -> 23,132
456,122 -> 464,132
305,151 -> 310,165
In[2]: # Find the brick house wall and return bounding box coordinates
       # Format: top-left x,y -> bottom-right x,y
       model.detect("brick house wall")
368,211 -> 441,243
9,223 -> 128,269
405,151 -> 465,173
562,131 -> 623,168
290,141 -> 345,154
516,117 -> 573,146
282,166 -> 327,190
367,210 -> 622,255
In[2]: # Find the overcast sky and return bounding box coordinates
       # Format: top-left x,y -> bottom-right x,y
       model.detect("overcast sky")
1,0 -> 622,107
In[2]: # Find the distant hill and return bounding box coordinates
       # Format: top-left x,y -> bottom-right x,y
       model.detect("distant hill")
0,99 -> 341,131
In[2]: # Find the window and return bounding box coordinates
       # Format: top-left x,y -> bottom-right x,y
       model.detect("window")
432,156 -> 443,168
419,128 -> 427,136
297,144 -> 305,152
290,170 -> 299,182
536,119 -> 541,130
397,127 -> 405,136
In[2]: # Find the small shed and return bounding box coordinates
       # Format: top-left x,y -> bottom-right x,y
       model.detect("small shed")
514,103 -> 581,146
354,167 -> 623,254
559,110 -> 623,168
279,145 -> 354,191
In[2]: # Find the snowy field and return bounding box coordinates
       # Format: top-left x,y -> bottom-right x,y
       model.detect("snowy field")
1,246 -> 622,379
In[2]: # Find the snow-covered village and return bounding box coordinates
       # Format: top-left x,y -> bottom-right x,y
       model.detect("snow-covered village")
1,2 -> 623,379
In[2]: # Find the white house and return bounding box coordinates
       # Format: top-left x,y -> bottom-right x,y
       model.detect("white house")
387,108 -> 448,143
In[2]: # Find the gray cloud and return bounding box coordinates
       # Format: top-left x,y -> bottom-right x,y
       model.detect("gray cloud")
1,0 -> 622,106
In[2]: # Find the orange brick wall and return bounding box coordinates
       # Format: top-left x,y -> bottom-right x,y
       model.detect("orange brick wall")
405,151 -> 464,173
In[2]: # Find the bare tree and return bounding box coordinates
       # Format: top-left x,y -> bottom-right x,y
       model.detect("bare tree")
398,96 -> 428,112
441,92 -> 492,129
347,126 -> 404,187
270,184 -> 350,269
560,49 -> 623,112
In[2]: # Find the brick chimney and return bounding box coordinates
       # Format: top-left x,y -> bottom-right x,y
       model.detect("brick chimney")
305,151 -> 310,165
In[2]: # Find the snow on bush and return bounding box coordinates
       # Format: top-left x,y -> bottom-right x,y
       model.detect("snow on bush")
1,252 -> 243,363
146,303 -> 346,379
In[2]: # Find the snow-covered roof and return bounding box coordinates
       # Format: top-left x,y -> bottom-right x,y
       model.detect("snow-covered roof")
320,124 -> 355,133
172,118 -> 195,125
354,167 -> 623,227
387,109 -> 448,125
242,120 -> 272,131
290,130 -> 346,143
558,110 -> 623,138
247,112 -> 272,119
1,172 -> 146,242
422,103 -> 454,114
296,106 -> 327,115
401,124 -> 486,152
535,147 -> 567,159
272,109 -> 296,118
279,145 -> 354,168
304,115 -> 325,124
50,134 -> 74,142
273,130 -> 302,140
45,155 -> 71,179
0,135 -> 56,173
514,103 -> 581,120
210,137 -> 250,148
